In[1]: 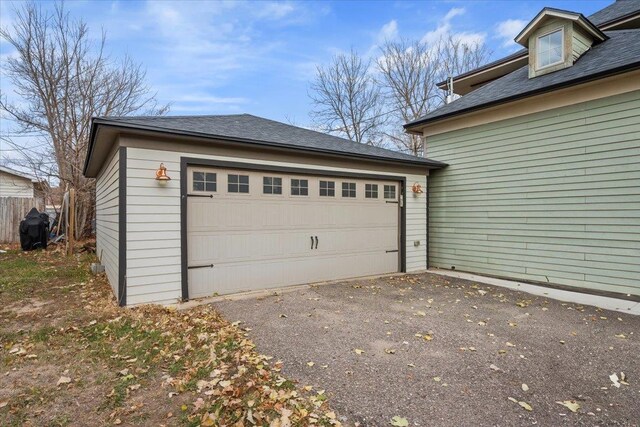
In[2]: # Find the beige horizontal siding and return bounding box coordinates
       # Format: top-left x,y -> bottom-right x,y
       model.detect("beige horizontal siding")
426,90 -> 640,296
95,147 -> 119,299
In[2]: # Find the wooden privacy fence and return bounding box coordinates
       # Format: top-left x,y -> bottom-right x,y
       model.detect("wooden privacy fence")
0,197 -> 45,243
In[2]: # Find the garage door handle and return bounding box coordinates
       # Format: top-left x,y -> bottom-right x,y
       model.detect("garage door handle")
311,236 -> 314,250
314,236 -> 319,249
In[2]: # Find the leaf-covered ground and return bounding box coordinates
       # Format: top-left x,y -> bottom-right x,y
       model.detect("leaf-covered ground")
214,274 -> 640,427
0,246 -> 341,426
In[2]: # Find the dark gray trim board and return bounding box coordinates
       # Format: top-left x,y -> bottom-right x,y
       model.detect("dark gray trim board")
180,156 -> 409,301
118,147 -> 127,307
426,174 -> 430,270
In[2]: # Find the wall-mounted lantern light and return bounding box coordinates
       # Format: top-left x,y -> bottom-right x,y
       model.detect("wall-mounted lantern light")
411,182 -> 424,194
155,163 -> 171,183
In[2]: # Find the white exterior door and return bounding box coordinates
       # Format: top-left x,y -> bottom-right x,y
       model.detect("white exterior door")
186,167 -> 401,298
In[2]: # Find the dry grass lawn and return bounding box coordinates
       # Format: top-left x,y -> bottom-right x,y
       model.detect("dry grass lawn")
0,245 -> 340,427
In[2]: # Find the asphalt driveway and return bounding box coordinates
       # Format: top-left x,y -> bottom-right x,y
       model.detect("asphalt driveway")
213,273 -> 640,427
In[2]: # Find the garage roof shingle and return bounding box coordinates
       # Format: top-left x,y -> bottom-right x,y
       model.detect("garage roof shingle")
94,114 -> 444,167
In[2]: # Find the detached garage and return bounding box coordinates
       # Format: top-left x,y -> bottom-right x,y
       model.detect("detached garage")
84,114 -> 445,306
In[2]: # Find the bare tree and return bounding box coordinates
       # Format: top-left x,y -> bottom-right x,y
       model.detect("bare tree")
0,2 -> 168,239
309,50 -> 386,146
434,36 -> 491,104
377,35 -> 490,155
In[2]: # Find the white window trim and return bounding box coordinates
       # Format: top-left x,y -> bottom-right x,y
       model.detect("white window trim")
365,183 -> 379,199
227,173 -> 250,194
290,178 -> 309,197
262,176 -> 283,196
191,170 -> 217,193
319,180 -> 336,197
536,27 -> 564,70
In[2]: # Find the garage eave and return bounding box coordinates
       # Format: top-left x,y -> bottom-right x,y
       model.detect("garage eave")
84,118 -> 447,178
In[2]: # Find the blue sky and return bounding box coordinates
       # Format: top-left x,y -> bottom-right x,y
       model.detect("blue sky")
0,0 -> 611,132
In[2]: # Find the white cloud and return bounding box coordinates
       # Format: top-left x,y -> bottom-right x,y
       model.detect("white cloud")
256,2 -> 296,20
377,20 -> 398,43
495,19 -> 527,47
421,7 -> 485,48
444,7 -> 465,22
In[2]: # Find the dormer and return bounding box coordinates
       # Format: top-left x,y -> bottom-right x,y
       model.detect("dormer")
515,8 -> 608,78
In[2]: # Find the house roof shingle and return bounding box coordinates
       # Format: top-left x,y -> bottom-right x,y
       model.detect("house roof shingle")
435,0 -> 640,89
406,29 -> 640,129
92,114 -> 445,168
589,0 -> 640,26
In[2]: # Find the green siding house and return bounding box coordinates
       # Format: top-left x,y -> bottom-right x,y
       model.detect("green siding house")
405,2 -> 640,298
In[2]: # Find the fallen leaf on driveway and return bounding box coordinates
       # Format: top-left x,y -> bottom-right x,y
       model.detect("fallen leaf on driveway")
433,377 -> 441,382
414,310 -> 426,317
614,334 -> 626,339
556,400 -> 580,412
354,349 -> 365,355
279,314 -> 288,318
390,416 -> 409,427
610,373 -> 621,388
521,384 -> 529,391
306,362 -> 315,367
519,401 -> 533,411
508,397 -> 532,411
57,376 -> 72,386
477,290 -> 487,296
384,348 -> 396,354
489,364 -> 500,371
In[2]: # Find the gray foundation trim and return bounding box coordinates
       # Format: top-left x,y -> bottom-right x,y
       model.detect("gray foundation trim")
118,147 -> 127,307
445,269 -> 640,303
180,156 -> 407,302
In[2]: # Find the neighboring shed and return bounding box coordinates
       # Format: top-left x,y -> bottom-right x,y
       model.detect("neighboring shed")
84,114 -> 445,306
406,7 -> 640,298
0,166 -> 44,243
0,166 -> 36,198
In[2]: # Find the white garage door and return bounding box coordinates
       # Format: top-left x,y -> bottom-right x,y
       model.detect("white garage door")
186,166 -> 402,299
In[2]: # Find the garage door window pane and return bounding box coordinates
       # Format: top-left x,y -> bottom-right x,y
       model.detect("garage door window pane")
319,180 -> 335,197
291,179 -> 308,196
365,184 -> 378,198
193,171 -> 216,192
228,174 -> 249,193
263,176 -> 282,194
384,185 -> 396,199
342,182 -> 356,198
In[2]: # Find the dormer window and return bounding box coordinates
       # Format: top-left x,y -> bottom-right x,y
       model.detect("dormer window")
537,29 -> 563,69
514,7 -> 607,79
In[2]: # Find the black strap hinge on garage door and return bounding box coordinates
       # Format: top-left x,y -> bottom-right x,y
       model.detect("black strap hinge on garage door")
385,200 -> 399,204
187,194 -> 214,198
386,249 -> 399,253
187,264 -> 214,270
